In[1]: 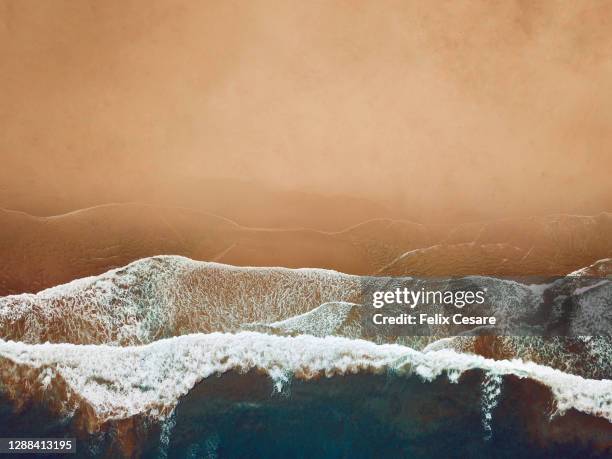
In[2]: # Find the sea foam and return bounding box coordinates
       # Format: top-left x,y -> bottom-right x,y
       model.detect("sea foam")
0,332 -> 610,430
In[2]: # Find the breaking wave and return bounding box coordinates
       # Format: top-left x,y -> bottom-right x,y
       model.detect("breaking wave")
0,256 -> 360,345
1,256 -> 610,380
0,255 -> 610,457
0,332 -> 610,457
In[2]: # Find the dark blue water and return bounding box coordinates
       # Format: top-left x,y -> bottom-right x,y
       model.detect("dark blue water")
1,370 -> 610,458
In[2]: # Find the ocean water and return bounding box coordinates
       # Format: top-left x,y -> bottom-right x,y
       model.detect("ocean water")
1,369 -> 609,458
0,257 -> 610,458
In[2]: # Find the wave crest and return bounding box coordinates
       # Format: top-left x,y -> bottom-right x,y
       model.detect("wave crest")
1,332 -> 610,428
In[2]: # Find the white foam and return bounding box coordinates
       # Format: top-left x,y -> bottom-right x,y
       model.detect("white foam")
245,302 -> 359,337
0,332 -> 610,428
481,374 -> 502,440
0,256 -> 360,345
574,280 -> 609,295
568,258 -> 612,277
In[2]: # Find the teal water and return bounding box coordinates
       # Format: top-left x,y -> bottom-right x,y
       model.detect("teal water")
2,369 -> 608,458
